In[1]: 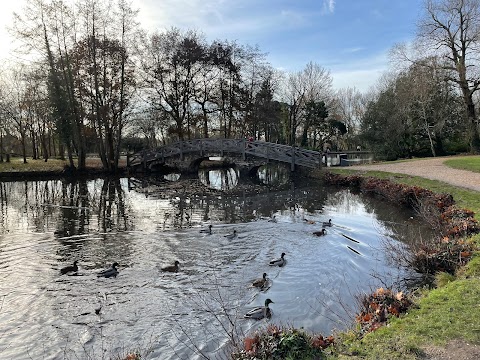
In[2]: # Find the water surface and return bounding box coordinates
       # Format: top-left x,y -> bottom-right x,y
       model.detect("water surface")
0,176 -> 429,359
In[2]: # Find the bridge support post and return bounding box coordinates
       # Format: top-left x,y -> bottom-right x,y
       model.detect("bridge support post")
290,146 -> 295,171
143,150 -> 147,172
242,138 -> 246,160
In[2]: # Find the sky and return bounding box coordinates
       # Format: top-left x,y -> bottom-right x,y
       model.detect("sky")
0,0 -> 423,92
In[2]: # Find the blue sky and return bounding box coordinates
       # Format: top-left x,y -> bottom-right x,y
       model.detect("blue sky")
1,0 -> 423,92
137,0 -> 422,91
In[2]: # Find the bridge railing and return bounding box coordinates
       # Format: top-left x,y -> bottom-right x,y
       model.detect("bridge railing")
324,151 -> 373,166
128,138 -> 325,171
245,141 -> 322,170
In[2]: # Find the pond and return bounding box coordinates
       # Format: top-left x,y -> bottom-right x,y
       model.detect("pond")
0,170 -> 431,359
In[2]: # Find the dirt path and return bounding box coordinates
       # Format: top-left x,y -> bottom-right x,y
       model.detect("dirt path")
347,157 -> 480,192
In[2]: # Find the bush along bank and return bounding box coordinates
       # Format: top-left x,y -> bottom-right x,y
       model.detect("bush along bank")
232,325 -> 335,360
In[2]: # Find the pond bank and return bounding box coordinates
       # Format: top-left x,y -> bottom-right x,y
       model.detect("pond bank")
320,168 -> 480,360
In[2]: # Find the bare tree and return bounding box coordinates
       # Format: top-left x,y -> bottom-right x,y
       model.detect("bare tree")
418,0 -> 480,152
0,66 -> 34,163
73,0 -> 138,172
280,62 -> 334,147
141,28 -> 206,140
335,87 -> 365,149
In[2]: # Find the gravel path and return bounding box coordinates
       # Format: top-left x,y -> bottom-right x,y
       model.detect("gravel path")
347,157 -> 480,192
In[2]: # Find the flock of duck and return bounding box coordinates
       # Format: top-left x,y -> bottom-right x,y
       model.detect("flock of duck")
243,218 -> 333,320
60,261 -> 120,278
60,259 -> 181,278
59,217 -> 333,321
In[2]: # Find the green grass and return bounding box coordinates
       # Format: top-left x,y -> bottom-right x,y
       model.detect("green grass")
327,165 -> 480,358
0,156 -> 108,172
0,157 -> 69,172
444,155 -> 480,173
331,278 -> 480,359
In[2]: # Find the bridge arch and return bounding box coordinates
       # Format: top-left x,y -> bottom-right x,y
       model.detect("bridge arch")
127,138 -> 323,173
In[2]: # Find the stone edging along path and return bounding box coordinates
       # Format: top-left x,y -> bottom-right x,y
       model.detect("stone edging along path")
347,157 -> 480,192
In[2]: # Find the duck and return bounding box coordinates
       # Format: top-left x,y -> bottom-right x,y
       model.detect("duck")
60,260 -> 78,275
303,218 -> 316,225
322,219 -> 332,227
313,229 -> 327,236
97,262 -> 119,278
224,230 -> 237,239
269,252 -> 286,267
252,273 -> 268,289
161,260 -> 180,272
268,216 -> 277,223
199,225 -> 212,234
244,298 -> 274,320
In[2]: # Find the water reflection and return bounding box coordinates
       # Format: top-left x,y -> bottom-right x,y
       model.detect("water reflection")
0,177 -> 434,360
198,167 -> 239,190
0,178 -> 133,236
256,163 -> 291,186
164,173 -> 181,181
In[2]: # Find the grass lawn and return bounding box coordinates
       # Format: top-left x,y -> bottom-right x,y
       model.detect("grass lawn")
0,157 -> 116,173
444,155 -> 480,173
327,165 -> 480,359
0,158 -> 70,172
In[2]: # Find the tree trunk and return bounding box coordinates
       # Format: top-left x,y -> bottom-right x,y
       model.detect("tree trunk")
21,133 -> 27,164
466,100 -> 480,153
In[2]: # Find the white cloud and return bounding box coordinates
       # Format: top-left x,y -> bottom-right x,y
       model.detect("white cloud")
332,68 -> 385,92
330,51 -> 389,91
343,47 -> 365,54
280,10 -> 309,27
322,0 -> 335,14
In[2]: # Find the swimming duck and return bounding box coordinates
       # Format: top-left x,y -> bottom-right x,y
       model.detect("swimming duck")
268,216 -> 277,223
60,260 -> 78,275
161,260 -> 180,272
303,218 -> 316,225
199,225 -> 212,234
224,230 -> 237,239
252,273 -> 268,288
322,219 -> 332,227
269,252 -> 286,267
97,262 -> 119,278
313,229 -> 327,236
244,298 -> 274,320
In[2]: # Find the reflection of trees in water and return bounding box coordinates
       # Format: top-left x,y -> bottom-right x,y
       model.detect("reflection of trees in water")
0,178 -> 133,235
96,178 -> 130,232
0,177 -> 431,242
324,189 -> 433,242
129,178 -> 330,227
257,164 -> 290,186
0,180 -> 63,233
198,168 -> 239,190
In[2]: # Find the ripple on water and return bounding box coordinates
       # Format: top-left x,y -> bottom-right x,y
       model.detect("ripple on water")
0,180 -> 432,359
